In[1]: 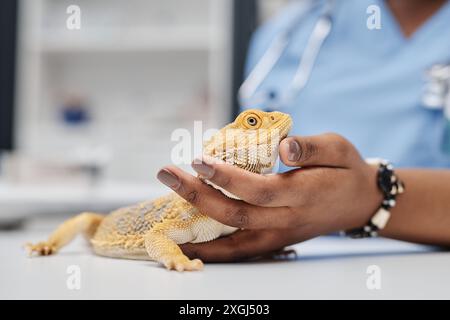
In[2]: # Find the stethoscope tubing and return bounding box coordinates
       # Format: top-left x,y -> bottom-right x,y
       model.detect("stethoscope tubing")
238,0 -> 334,109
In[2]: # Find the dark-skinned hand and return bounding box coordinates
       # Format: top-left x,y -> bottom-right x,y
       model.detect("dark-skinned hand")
157,133 -> 382,262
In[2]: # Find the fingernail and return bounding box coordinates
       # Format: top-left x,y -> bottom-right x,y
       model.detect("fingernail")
157,169 -> 181,190
288,140 -> 301,162
192,158 -> 215,179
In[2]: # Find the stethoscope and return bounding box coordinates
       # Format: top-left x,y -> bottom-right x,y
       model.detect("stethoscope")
238,0 -> 334,110
423,63 -> 450,153
423,64 -> 450,115
238,0 -> 450,120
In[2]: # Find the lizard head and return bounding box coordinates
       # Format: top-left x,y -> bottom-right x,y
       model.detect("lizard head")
231,109 -> 292,137
203,109 -> 293,174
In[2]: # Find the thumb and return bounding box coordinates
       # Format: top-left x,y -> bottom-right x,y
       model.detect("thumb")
279,133 -> 358,168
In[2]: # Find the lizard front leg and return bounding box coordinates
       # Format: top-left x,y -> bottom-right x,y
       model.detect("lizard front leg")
144,221 -> 203,271
26,212 -> 104,256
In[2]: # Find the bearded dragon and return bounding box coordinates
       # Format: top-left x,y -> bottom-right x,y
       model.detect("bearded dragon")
26,109 -> 293,271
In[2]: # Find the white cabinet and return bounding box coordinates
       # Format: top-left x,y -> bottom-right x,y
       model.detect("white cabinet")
15,0 -> 233,182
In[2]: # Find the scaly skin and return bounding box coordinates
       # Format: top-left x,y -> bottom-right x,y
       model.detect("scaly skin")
25,110 -> 293,271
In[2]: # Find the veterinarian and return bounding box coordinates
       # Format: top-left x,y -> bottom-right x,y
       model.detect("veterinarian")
157,0 -> 450,261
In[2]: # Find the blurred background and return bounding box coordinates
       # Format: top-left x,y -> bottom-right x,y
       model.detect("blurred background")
0,0 -> 290,227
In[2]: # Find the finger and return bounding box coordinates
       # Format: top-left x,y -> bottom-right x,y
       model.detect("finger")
279,133 -> 359,168
180,229 -> 296,262
191,156 -> 290,207
156,166 -> 293,229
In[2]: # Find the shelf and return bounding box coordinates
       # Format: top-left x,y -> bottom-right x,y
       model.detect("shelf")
0,181 -> 167,217
15,0 -> 232,184
35,27 -> 216,53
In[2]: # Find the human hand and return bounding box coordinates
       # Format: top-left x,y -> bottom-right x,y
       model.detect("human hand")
157,133 -> 382,262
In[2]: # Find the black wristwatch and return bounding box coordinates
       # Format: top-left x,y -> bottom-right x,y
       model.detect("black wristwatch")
343,158 -> 405,238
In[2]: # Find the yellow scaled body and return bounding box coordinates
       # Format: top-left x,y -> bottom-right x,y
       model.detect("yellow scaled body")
26,110 -> 293,271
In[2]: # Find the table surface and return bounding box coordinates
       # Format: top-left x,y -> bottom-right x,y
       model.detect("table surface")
1,218 -> 449,300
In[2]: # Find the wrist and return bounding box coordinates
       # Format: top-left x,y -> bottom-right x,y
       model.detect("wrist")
344,159 -> 405,238
366,162 -> 385,212
346,163 -> 382,230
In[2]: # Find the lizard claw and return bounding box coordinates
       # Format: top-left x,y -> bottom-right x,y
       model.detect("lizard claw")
25,242 -> 57,257
162,256 -> 204,272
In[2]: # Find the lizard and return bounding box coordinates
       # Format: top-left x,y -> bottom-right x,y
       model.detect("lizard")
25,109 -> 293,271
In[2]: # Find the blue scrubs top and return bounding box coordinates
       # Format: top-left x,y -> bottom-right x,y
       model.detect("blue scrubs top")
242,0 -> 450,169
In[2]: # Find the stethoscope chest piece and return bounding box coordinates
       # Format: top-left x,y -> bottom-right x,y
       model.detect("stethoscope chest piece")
422,64 -> 450,111
422,63 -> 450,154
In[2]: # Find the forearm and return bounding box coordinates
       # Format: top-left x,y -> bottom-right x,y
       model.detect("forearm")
379,169 -> 450,246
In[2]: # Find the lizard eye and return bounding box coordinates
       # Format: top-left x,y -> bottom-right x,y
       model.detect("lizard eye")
247,117 -> 257,126
242,113 -> 262,129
